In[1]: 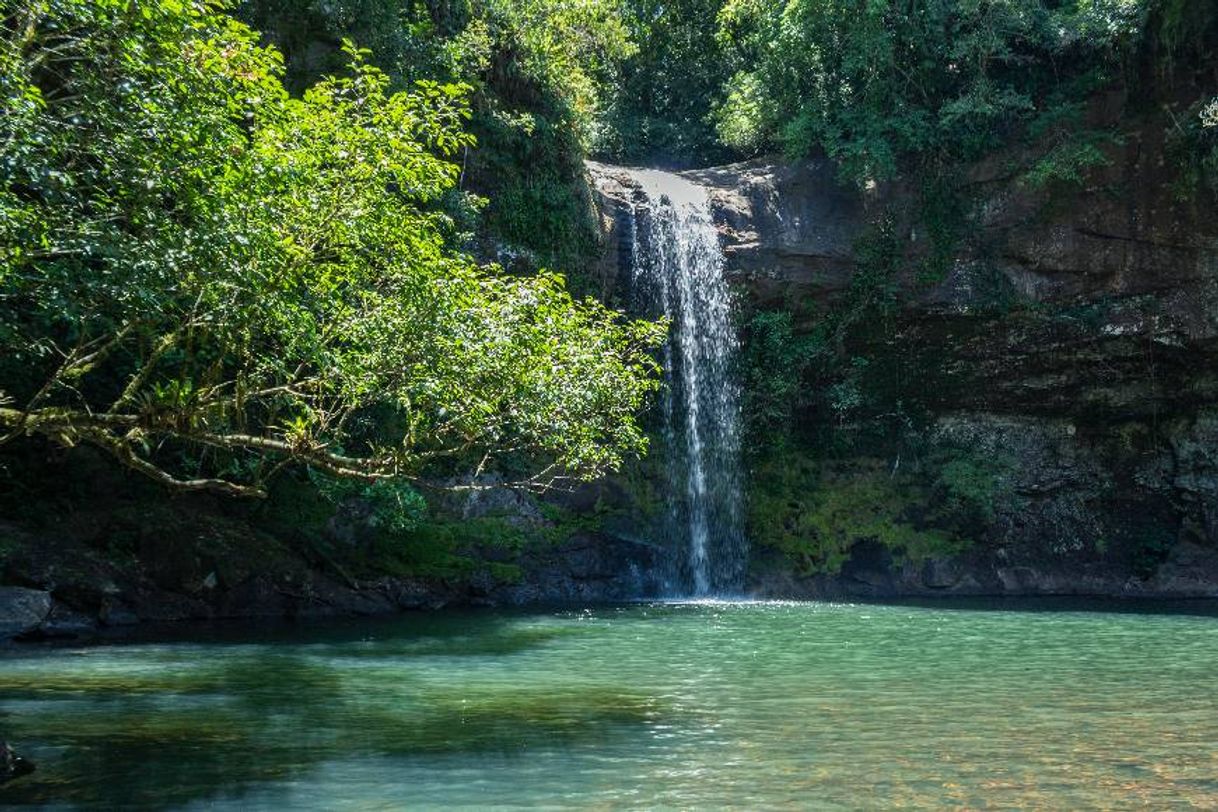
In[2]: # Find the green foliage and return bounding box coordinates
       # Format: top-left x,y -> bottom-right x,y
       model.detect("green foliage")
238,0 -> 455,93
1165,98 -> 1218,199
378,516 -> 527,581
1025,137 -> 1113,187
926,447 -> 1016,534
846,216 -> 904,318
1022,126 -> 1123,189
713,0 -> 1145,185
749,455 -> 968,576
487,0 -> 636,144
914,178 -> 966,284
738,310 -> 820,450
600,0 -> 736,166
826,358 -> 872,428
310,471 -> 428,536
1146,0 -> 1218,79
442,0 -> 636,269
748,442 -> 1016,576
243,0 -> 634,144
480,144 -> 599,272
0,0 -> 664,497
243,0 -> 635,271
460,0 -> 634,269
736,215 -> 935,458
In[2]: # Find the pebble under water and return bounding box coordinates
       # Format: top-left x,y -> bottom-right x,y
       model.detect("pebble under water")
2,599 -> 1218,808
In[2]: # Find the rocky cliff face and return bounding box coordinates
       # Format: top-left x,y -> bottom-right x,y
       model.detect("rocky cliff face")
589,115 -> 1218,598
0,443 -> 669,643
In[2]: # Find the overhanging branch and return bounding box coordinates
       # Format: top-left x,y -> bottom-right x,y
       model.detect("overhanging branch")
0,405 -> 592,497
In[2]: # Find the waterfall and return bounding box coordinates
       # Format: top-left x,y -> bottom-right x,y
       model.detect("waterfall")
622,169 -> 746,597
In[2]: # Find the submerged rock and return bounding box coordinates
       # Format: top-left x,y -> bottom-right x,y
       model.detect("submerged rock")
0,741 -> 35,785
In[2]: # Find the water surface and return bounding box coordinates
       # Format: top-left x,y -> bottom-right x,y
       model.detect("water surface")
3,599 -> 1218,808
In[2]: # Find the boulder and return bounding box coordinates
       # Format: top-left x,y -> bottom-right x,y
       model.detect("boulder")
0,587 -> 52,640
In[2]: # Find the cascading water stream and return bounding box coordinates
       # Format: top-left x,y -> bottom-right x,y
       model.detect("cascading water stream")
621,169 -> 746,596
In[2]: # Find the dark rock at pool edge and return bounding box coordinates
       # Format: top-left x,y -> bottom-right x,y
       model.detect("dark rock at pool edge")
0,741 -> 35,785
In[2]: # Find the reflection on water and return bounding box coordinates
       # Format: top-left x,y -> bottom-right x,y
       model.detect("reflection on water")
2,600 -> 1218,808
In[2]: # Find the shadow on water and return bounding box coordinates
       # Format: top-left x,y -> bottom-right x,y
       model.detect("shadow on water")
0,620 -> 668,809
10,606 -> 558,651
322,624 -> 586,658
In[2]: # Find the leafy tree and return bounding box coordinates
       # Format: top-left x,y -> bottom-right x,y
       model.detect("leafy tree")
236,0 -> 452,94
241,0 -> 633,148
1143,0 -> 1218,81
455,0 -> 636,270
241,0 -> 636,272
483,0 -> 635,147
0,0 -> 663,497
600,0 -> 736,166
714,0 -> 1146,184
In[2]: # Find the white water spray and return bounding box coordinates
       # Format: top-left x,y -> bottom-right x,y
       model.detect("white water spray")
622,169 -> 746,596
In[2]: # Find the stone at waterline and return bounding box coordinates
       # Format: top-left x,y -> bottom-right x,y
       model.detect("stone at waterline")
0,741 -> 35,785
98,598 -> 140,627
0,587 -> 52,640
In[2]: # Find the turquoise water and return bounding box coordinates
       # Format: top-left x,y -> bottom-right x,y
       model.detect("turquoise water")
3,599 -> 1218,808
